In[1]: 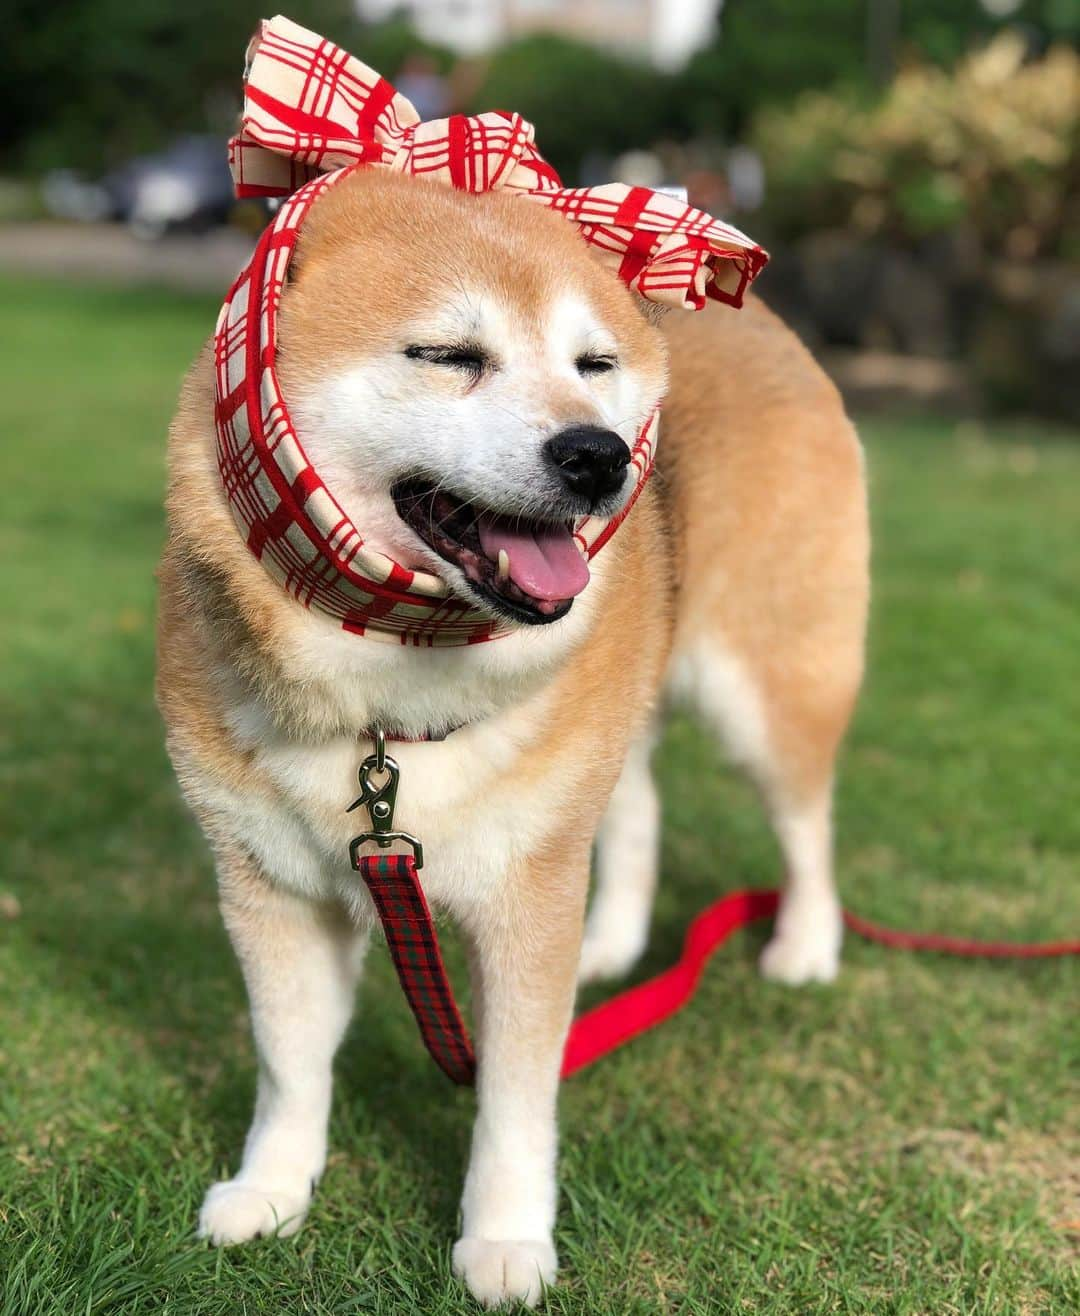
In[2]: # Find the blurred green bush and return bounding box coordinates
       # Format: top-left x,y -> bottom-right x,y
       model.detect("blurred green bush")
751,36 -> 1080,421
754,35 -> 1079,264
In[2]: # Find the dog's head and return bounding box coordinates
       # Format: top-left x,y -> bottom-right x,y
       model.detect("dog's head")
277,170 -> 668,627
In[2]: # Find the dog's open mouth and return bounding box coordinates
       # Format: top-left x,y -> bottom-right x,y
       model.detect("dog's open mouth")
392,478 -> 590,625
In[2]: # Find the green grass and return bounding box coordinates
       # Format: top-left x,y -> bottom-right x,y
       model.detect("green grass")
1,275 -> 1078,1316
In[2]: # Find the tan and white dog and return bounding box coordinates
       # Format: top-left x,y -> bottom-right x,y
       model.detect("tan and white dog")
157,169 -> 868,1306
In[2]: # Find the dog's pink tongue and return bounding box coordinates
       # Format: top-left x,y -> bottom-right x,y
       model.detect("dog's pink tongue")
478,518 -> 590,601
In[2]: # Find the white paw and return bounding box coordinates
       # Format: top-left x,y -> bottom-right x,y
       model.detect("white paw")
197,1179 -> 311,1245
452,1236 -> 557,1308
759,899 -> 843,985
577,926 -> 646,986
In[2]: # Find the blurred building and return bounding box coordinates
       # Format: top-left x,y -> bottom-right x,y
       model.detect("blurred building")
356,0 -> 721,70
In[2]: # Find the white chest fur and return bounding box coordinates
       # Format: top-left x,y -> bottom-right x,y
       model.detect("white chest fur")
202,683 -> 562,925
184,557 -> 610,918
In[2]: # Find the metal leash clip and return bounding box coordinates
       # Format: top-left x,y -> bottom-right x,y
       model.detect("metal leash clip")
346,728 -> 424,870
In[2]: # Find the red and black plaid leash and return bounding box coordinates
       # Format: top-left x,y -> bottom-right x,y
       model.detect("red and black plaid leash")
346,729 -> 475,1084
354,852 -> 475,1084
349,736 -> 1080,1088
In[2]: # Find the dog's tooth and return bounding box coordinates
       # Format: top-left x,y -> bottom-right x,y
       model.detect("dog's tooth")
497,549 -> 510,582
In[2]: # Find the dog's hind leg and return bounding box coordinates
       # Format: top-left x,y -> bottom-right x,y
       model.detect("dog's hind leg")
658,304 -> 869,985
758,780 -> 842,984
197,850 -> 366,1245
672,636 -> 860,985
577,724 -> 660,985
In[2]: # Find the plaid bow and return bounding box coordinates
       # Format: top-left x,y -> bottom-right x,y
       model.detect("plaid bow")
214,15 -> 766,647
229,15 -> 767,311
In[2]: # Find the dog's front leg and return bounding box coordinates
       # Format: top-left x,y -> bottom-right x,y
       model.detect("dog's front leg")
452,843 -> 588,1308
198,851 -> 366,1245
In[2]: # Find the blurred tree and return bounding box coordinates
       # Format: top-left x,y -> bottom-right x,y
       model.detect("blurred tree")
1,0 -> 361,174
676,0 -> 1078,138
344,15 -> 456,81
5,0 -> 1075,178
466,34 -> 671,183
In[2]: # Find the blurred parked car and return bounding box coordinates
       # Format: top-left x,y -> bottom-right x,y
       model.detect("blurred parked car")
43,136 -> 234,239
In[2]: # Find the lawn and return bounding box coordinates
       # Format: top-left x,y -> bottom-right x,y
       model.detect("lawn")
1,275 -> 1077,1316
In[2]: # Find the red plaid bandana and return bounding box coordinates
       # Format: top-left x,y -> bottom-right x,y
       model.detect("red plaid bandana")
214,15 -> 768,646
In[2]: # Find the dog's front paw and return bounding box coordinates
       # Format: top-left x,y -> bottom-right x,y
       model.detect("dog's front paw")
452,1236 -> 557,1308
197,1179 -> 311,1245
759,897 -> 843,985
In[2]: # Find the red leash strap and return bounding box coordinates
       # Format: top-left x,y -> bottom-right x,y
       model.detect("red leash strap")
562,888 -> 779,1077
356,852 -> 476,1085
350,739 -> 1076,1085
358,877 -> 1078,1085
842,909 -> 1080,959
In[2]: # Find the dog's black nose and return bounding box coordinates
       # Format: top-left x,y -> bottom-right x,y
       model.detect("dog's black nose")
544,426 -> 630,505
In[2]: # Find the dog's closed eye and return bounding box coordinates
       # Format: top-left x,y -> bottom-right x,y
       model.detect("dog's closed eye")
575,353 -> 618,376
404,343 -> 491,376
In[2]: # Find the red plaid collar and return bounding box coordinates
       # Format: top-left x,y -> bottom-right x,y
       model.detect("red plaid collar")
214,15 -> 768,647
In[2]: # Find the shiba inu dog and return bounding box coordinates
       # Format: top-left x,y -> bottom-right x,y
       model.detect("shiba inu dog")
157,164 -> 868,1306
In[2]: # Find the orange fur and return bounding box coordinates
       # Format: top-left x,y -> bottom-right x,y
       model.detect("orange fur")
156,168 -> 868,1303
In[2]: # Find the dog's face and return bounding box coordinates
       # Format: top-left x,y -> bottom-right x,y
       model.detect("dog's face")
278,171 -> 668,626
